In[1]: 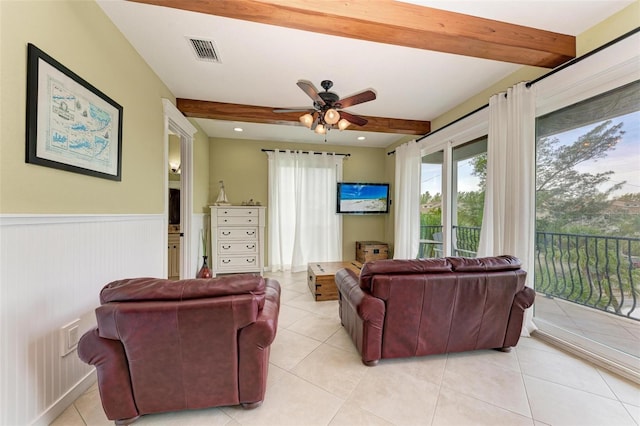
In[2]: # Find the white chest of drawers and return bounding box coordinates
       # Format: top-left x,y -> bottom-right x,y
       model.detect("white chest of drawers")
210,206 -> 265,276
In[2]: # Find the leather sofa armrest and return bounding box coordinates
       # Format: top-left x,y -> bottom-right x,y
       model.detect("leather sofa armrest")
515,286 -> 536,310
238,279 -> 281,405
336,268 -> 385,364
240,280 -> 280,348
77,328 -> 139,421
503,286 -> 536,347
336,269 -> 385,322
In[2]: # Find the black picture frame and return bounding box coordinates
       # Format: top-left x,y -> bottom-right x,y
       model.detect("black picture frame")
26,43 -> 123,181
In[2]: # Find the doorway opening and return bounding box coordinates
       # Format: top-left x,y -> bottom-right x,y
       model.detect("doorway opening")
163,99 -> 197,279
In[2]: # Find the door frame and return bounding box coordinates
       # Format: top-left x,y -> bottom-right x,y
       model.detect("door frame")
162,99 -> 197,278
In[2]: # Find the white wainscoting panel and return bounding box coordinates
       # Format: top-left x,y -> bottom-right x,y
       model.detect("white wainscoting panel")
0,214 -> 165,426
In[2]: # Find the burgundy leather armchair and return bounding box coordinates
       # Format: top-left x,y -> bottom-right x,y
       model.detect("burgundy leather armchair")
78,274 -> 280,425
335,256 -> 535,366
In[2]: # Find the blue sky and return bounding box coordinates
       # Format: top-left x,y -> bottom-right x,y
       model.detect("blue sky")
421,111 -> 639,199
340,183 -> 389,200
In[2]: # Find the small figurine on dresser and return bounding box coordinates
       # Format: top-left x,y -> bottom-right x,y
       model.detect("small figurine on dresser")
214,180 -> 231,206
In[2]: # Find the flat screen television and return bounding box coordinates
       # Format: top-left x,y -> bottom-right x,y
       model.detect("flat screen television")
336,182 -> 390,214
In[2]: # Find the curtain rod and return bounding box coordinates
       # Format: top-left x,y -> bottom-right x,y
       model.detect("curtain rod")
387,103 -> 489,155
387,27 -> 639,156
261,148 -> 350,157
527,27 -> 639,88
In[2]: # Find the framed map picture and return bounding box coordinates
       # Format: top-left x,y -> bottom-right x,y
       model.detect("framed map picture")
26,43 -> 123,181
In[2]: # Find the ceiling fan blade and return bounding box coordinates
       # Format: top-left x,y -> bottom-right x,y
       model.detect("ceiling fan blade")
337,89 -> 376,109
273,107 -> 314,113
339,111 -> 368,127
297,80 -> 325,106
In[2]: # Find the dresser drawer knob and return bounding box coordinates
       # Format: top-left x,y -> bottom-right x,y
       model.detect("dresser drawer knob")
222,259 -> 231,264
246,259 -> 255,263
222,245 -> 231,250
246,231 -> 255,236
246,244 -> 255,249
222,231 -> 231,236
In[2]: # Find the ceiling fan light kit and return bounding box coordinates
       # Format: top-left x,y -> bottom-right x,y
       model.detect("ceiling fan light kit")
275,79 -> 376,136
299,113 -> 314,128
324,108 -> 340,125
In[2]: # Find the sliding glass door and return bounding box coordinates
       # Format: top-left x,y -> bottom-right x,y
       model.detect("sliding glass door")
533,81 -> 640,368
419,136 -> 487,258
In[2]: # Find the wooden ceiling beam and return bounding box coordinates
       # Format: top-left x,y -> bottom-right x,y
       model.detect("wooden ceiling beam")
130,0 -> 575,68
176,99 -> 431,135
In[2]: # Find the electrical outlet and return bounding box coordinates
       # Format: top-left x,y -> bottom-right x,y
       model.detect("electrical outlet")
60,319 -> 80,357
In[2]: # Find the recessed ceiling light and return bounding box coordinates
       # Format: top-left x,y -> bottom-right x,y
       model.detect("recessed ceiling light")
357,136 -> 366,140
233,127 -> 243,132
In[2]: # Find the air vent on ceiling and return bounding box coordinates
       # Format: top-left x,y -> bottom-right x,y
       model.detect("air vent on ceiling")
187,37 -> 221,63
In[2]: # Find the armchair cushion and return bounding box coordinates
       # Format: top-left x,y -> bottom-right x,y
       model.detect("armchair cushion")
100,274 -> 266,306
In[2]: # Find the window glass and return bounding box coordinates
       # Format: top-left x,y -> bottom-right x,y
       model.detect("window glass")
534,80 -> 640,358
419,151 -> 443,257
452,137 -> 487,257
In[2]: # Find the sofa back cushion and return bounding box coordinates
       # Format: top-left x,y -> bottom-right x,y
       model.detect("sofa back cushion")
359,258 -> 451,292
447,255 -> 521,272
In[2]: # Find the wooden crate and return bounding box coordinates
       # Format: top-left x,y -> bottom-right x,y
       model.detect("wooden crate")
307,261 -> 362,301
356,241 -> 389,263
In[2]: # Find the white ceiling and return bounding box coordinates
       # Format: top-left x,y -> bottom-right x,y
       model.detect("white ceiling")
96,0 -> 634,148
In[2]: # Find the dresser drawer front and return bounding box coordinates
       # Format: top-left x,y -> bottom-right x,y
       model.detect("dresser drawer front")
217,241 -> 257,254
217,216 -> 259,226
218,227 -> 258,240
217,256 -> 258,269
217,208 -> 259,217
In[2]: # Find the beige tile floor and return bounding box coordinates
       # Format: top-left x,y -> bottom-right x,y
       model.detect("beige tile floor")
52,270 -> 640,426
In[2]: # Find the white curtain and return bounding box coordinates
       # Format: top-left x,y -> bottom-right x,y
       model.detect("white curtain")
477,82 -> 537,335
394,141 -> 422,259
267,150 -> 343,272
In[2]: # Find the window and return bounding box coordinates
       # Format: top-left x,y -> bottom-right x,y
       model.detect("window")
534,80 -> 640,364
452,137 -> 486,257
418,136 -> 487,258
419,150 -> 443,257
267,151 -> 343,272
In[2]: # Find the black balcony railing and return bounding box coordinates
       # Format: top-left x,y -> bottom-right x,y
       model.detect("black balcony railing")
535,231 -> 640,320
419,225 -> 640,320
418,225 -> 480,258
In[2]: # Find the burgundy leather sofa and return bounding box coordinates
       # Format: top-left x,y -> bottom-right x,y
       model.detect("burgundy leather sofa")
78,274 -> 280,425
335,256 -> 535,366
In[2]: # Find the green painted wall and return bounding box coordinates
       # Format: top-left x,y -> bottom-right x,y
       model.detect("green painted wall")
0,0 -> 175,214
208,138 -> 391,261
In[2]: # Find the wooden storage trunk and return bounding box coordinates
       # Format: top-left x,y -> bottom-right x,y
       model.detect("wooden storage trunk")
308,261 -> 362,301
356,241 -> 389,263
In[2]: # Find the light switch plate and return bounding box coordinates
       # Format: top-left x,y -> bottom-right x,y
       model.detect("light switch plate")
59,318 -> 80,357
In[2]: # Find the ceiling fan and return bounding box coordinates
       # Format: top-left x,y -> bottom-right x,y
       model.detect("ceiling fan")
274,80 -> 376,135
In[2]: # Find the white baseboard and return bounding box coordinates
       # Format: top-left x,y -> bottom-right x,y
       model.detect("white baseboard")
533,330 -> 640,384
31,370 -> 97,426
